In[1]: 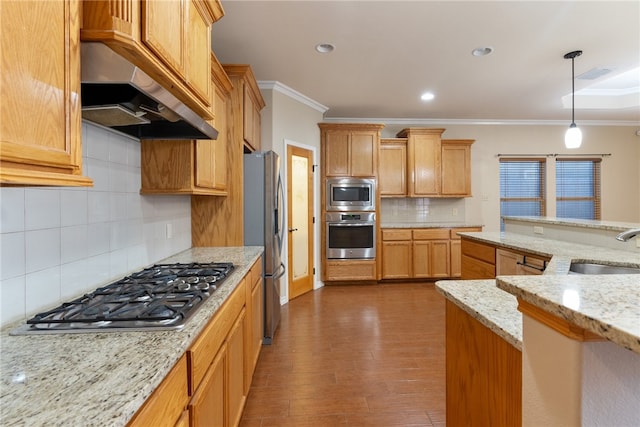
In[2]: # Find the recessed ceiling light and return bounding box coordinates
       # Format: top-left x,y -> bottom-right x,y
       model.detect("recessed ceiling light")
315,43 -> 335,53
421,92 -> 435,101
472,46 -> 494,57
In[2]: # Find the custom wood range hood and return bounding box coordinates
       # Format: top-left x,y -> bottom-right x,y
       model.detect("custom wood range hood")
80,43 -> 218,140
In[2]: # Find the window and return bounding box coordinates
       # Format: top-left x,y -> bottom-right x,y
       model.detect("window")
499,159 -> 546,230
556,158 -> 601,220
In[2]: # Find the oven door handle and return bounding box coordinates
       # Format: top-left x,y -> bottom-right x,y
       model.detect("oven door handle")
327,222 -> 375,227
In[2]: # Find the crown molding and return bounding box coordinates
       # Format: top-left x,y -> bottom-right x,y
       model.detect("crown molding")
257,81 -> 329,113
319,117 -> 640,127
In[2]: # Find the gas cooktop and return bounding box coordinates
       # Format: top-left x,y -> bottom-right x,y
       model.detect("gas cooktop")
11,262 -> 234,335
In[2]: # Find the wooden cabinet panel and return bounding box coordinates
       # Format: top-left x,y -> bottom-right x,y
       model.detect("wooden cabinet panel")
382,229 -> 412,241
451,240 -> 462,278
379,139 -> 407,196
496,248 -> 548,276
142,0 -> 184,79
325,260 -> 376,281
1,0 -> 91,186
323,131 -> 350,176
174,410 -> 190,427
243,85 -> 262,152
413,229 -> 450,240
382,241 -> 412,279
446,301 -> 522,427
189,345 -> 226,427
351,132 -> 377,177
185,0 -> 213,105
319,123 -> 384,178
410,133 -> 441,196
430,240 -> 451,278
412,240 -> 432,278
441,140 -> 473,196
227,309 -> 246,427
461,237 -> 496,279
127,355 -> 188,427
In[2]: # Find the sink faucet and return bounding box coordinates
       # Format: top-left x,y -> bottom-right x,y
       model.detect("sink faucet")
616,228 -> 640,241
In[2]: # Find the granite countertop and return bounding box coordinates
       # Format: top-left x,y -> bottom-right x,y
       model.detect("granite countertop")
436,231 -> 640,354
381,222 -> 484,229
503,215 -> 640,232
0,246 -> 263,427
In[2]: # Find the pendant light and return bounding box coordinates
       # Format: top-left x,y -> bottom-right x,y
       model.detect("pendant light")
564,50 -> 582,149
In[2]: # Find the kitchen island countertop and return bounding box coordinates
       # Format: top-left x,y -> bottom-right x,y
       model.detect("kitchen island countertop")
0,246 -> 263,427
436,231 -> 640,354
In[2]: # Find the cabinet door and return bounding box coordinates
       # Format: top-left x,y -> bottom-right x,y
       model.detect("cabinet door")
227,309 -> 246,427
409,134 -> 441,196
1,0 -> 90,186
430,240 -> 451,278
379,142 -> 407,196
496,249 -> 519,276
185,0 -> 212,105
324,132 -> 350,176
250,275 -> 263,368
450,240 -> 462,277
412,241 -> 432,278
382,241 -> 412,279
243,86 -> 261,152
350,132 -> 377,177
189,345 -> 226,427
142,0 -> 184,79
441,143 -> 471,196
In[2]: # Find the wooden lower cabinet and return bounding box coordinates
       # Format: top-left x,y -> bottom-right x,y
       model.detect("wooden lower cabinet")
446,301 -> 522,426
189,345 -> 226,427
127,355 -> 189,427
129,257 -> 263,427
460,238 -> 496,279
324,259 -> 376,282
381,227 -> 481,280
496,248 -> 549,276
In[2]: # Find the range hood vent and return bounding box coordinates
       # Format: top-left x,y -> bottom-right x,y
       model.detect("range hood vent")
81,43 -> 218,140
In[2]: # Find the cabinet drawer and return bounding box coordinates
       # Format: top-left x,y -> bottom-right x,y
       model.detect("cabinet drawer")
461,239 -> 496,264
127,355 -> 188,427
413,229 -> 450,240
382,229 -> 412,241
188,280 -> 246,394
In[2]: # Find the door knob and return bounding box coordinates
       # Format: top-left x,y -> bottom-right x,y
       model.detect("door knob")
288,228 -> 298,232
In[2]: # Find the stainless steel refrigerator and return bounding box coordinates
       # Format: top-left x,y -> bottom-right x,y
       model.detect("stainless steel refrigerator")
243,151 -> 285,344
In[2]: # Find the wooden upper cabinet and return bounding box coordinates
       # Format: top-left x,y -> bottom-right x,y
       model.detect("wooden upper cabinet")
82,0 -> 224,121
441,139 -> 474,197
0,0 -> 92,186
398,128 -> 445,197
222,65 -> 265,152
319,123 -> 384,178
140,53 -> 232,196
379,138 -> 407,196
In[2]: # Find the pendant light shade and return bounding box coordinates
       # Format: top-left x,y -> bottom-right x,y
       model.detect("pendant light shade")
564,50 -> 582,149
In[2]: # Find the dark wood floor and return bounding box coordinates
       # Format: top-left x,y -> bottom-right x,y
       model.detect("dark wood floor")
240,282 -> 446,426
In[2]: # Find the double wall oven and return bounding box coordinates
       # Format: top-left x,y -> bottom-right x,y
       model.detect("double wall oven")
325,178 -> 376,260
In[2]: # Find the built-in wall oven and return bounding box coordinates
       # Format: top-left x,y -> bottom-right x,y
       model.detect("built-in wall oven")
326,177 -> 375,211
326,212 -> 376,259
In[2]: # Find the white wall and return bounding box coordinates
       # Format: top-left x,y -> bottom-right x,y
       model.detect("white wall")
0,123 -> 192,327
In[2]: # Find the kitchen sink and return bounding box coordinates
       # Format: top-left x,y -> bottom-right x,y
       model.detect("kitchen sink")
569,262 -> 640,275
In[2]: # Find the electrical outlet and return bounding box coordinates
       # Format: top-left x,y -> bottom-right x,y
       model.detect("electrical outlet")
533,226 -> 544,235
452,208 -> 458,216
166,223 -> 173,239
482,194 -> 489,201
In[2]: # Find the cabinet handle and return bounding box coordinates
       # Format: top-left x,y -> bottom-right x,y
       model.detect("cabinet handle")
516,256 -> 546,272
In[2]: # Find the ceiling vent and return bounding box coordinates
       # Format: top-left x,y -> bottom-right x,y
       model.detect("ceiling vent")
577,67 -> 613,80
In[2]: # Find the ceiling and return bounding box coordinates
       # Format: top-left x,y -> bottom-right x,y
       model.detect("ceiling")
211,1 -> 640,124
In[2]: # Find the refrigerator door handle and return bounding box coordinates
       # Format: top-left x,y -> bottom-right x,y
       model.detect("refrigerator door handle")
274,262 -> 286,280
275,173 -> 285,253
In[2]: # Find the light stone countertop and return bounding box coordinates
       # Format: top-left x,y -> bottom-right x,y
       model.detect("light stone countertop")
503,215 -> 640,232
381,222 -> 484,229
435,280 -> 522,350
436,231 -> 640,354
0,246 -> 263,427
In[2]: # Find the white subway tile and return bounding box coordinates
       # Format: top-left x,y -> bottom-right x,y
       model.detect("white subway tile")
25,228 -> 61,273
86,254 -> 111,286
0,276 -> 26,324
0,188 -> 25,233
25,189 -> 60,230
109,248 -> 129,278
85,124 -> 111,161
1,231 -> 25,280
60,259 -> 89,300
86,158 -> 110,192
87,222 -> 110,256
109,192 -> 128,221
87,191 -> 111,223
25,266 -> 61,316
109,162 -> 129,193
61,189 -> 88,227
61,225 -> 88,264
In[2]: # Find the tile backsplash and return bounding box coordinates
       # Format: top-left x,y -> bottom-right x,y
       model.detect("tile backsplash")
380,197 -> 466,223
0,123 -> 192,327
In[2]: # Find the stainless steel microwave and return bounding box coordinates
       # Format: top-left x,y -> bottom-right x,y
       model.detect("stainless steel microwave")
326,178 -> 375,211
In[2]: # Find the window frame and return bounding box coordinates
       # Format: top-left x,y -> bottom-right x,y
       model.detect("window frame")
499,157 -> 547,230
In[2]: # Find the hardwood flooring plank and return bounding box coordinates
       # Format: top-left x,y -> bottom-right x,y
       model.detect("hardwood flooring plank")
240,283 -> 446,426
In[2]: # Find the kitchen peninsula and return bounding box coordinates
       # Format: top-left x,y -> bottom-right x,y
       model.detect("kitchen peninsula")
0,247 -> 263,427
436,217 -> 640,427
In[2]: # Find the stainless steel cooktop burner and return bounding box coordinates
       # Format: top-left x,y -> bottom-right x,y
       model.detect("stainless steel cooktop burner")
11,262 -> 234,334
